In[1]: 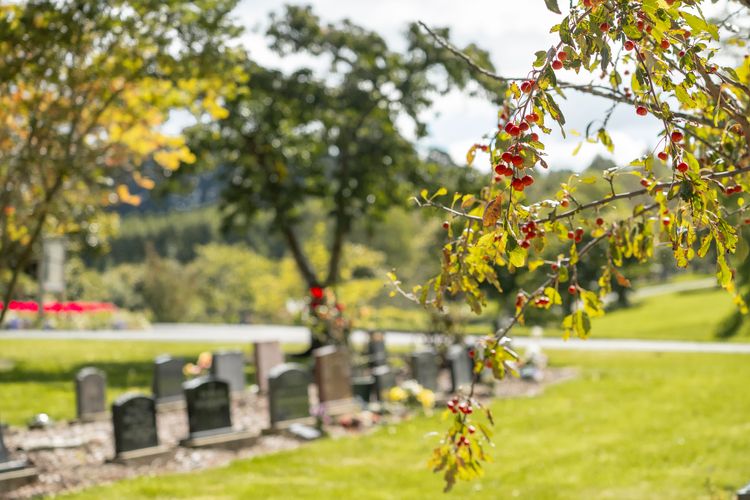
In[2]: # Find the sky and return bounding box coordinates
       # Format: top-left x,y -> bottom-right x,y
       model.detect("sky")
205,0 -> 731,171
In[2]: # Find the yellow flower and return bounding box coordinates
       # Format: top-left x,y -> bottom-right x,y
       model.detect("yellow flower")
388,386 -> 408,402
417,389 -> 436,409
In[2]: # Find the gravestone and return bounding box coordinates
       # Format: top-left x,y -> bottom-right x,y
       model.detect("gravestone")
75,367 -> 107,421
267,363 -> 313,429
367,331 -> 388,367
184,377 -> 232,438
410,350 -> 439,392
352,375 -> 375,403
372,365 -> 396,401
111,394 -> 169,464
448,344 -> 474,392
0,425 -> 38,493
253,342 -> 284,393
210,350 -> 246,394
313,346 -> 360,416
152,355 -> 185,405
180,377 -> 256,449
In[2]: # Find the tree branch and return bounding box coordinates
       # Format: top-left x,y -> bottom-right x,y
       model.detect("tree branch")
281,224 -> 319,288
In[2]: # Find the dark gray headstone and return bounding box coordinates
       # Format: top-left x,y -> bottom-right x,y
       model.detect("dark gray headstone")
738,482 -> 750,500
352,376 -> 375,403
253,342 -> 284,394
210,351 -> 245,394
448,345 -> 474,392
152,355 -> 185,404
367,331 -> 388,367
184,377 -> 232,438
410,350 -> 439,392
313,346 -> 353,403
372,365 -> 396,401
0,426 -> 9,463
268,363 -> 311,427
112,394 -> 158,455
75,367 -> 106,420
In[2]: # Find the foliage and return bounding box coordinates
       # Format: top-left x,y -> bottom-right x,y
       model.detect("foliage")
0,0 -> 245,324
391,0 -> 750,488
176,5 -> 499,342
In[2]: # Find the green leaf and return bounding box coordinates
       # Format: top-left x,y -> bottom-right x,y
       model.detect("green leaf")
544,0 -> 561,14
509,246 -> 526,268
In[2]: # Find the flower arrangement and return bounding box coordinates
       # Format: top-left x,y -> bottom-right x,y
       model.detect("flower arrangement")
387,379 -> 435,412
183,351 -> 212,378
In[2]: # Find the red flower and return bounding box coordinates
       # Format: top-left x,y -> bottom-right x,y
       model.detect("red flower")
309,286 -> 324,299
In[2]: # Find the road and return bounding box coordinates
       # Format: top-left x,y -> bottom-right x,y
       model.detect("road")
2,323 -> 750,354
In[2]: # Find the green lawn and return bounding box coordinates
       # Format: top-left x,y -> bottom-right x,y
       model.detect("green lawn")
0,340 -> 270,425
61,350 -> 750,500
520,286 -> 741,342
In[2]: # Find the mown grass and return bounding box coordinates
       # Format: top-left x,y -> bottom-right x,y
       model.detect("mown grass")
520,286 -> 741,342
61,350 -> 750,500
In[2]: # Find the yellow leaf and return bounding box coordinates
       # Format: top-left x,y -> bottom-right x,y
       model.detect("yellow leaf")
482,194 -> 503,227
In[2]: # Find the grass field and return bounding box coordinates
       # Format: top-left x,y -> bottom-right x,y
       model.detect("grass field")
518,286 -> 742,342
60,350 -> 750,500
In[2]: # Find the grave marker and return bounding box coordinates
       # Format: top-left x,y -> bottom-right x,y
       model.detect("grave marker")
152,355 -> 185,405
180,377 -> 256,449
253,342 -> 284,393
448,344 -> 474,392
410,350 -> 439,392
0,425 -> 37,493
367,331 -> 387,367
313,346 -> 360,416
267,363 -> 313,429
75,367 -> 106,421
111,394 -> 170,464
210,351 -> 246,394
372,365 -> 396,401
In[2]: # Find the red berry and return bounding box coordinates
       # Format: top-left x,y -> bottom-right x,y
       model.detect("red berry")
600,22 -> 610,33
676,162 -> 688,173
551,263 -> 559,271
678,50 -> 686,57
567,230 -> 575,240
509,126 -> 521,137
468,425 -> 476,434
552,60 -> 563,70
557,51 -> 567,61
512,178 -> 525,191
624,40 -> 635,51
568,285 -> 577,295
660,39 -> 670,50
636,106 -> 648,116
637,20 -> 644,31
501,152 -> 513,163
575,227 -> 584,238
596,217 -> 604,225
442,221 -> 450,230
671,131 -> 683,143
494,164 -> 504,175
526,113 -> 540,123
519,122 -> 530,132
468,349 -> 475,358
511,155 -> 524,167
662,216 -> 670,226
504,122 -> 514,133
640,178 -> 650,187
520,239 -> 531,249
521,175 -> 534,186
530,133 -> 539,142
560,198 -> 570,208
657,151 -> 668,161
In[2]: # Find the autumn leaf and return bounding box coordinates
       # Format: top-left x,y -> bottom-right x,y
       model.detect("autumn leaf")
482,194 -> 503,227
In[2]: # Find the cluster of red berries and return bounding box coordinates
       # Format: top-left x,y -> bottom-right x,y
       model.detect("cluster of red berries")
725,185 -> 743,195
519,220 -> 543,248
446,397 -> 473,415
567,226 -> 585,243
534,295 -> 551,307
551,50 -> 567,70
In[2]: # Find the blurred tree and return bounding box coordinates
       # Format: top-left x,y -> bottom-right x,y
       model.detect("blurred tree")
181,6 -> 500,342
0,0 -> 244,324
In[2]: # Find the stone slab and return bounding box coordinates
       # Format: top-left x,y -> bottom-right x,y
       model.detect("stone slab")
0,466 -> 38,494
178,429 -> 257,450
110,445 -> 173,466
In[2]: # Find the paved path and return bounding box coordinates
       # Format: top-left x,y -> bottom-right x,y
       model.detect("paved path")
2,323 -> 750,354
